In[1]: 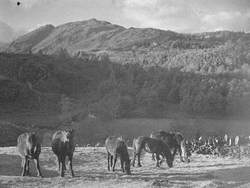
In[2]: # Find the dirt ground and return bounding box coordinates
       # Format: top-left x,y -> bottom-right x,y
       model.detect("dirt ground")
0,147 -> 250,188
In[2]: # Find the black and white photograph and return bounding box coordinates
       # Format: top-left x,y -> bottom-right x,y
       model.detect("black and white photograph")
0,0 -> 250,187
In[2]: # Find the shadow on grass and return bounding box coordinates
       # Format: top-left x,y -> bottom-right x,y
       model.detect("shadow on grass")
0,154 -> 58,178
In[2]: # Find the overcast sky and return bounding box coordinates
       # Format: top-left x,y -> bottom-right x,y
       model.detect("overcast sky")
0,0 -> 250,33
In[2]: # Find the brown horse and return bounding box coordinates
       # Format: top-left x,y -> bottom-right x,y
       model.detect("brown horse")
17,132 -> 42,177
51,129 -> 75,177
105,136 -> 131,175
150,131 -> 188,162
132,136 -> 173,168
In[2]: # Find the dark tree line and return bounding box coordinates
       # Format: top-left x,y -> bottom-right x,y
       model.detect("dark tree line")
0,53 -> 249,120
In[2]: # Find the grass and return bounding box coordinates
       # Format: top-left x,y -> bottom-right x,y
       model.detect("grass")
0,147 -> 250,187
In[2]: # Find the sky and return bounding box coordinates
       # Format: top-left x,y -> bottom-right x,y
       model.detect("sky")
0,0 -> 250,34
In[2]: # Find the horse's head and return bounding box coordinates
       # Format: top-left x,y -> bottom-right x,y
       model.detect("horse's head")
65,129 -> 75,141
59,129 -> 74,144
125,159 -> 131,175
163,148 -> 173,168
166,152 -> 173,168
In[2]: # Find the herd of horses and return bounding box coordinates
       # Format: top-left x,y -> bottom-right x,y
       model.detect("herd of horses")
16,129 -> 250,177
189,134 -> 250,156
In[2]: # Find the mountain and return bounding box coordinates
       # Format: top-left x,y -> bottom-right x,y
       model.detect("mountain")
4,18 -> 250,74
6,24 -> 55,54
4,18 -> 187,55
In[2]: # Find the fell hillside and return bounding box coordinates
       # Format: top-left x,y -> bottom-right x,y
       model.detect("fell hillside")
6,24 -> 55,54
4,19 -> 250,74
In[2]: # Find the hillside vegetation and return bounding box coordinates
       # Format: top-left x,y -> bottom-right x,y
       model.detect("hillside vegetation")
1,19 -> 250,145
0,52 -> 249,121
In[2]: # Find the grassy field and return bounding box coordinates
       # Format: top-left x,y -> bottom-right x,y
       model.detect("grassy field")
0,147 -> 250,187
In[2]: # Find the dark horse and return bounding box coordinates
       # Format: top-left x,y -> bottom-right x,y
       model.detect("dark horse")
150,131 -> 188,162
51,129 -> 75,177
132,136 -> 173,168
105,136 -> 131,175
17,132 -> 42,177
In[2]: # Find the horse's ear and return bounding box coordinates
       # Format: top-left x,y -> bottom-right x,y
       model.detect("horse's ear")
31,131 -> 37,136
69,128 -> 75,135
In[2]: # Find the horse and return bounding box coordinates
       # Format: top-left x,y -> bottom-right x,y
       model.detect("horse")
132,136 -> 173,168
51,129 -> 75,177
105,136 -> 131,175
17,132 -> 42,177
150,131 -> 188,162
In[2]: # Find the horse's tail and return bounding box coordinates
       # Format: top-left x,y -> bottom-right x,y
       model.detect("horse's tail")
133,136 -> 146,154
175,132 -> 188,162
180,139 -> 188,161
235,136 -> 240,146
132,138 -> 136,151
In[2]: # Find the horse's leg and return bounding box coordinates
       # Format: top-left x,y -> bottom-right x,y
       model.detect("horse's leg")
238,147 -> 241,159
25,159 -> 30,176
120,158 -> 124,172
34,157 -> 42,177
137,152 -> 142,167
60,156 -> 66,177
152,153 -> 156,161
63,156 -> 67,171
57,155 -> 61,173
21,157 -> 27,176
110,155 -> 113,168
132,151 -> 136,167
68,154 -> 74,177
159,153 -> 164,165
107,153 -> 110,171
112,154 -> 117,172
155,153 -> 160,167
